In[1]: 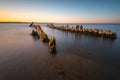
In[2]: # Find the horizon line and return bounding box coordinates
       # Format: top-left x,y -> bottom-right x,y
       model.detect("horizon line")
0,21 -> 120,24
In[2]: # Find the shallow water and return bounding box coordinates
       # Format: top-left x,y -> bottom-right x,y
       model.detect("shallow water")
0,23 -> 120,80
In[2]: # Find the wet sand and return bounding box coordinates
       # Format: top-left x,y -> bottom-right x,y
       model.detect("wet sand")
0,23 -> 120,80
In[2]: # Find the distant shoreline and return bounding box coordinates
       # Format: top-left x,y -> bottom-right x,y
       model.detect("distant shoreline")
0,22 -> 120,25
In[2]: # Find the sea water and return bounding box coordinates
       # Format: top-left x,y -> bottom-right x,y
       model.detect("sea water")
0,23 -> 120,80
42,23 -> 120,67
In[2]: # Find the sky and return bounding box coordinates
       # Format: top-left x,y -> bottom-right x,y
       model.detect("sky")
0,0 -> 120,23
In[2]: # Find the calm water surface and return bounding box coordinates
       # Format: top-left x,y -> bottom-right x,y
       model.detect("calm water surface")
0,23 -> 120,80
42,23 -> 120,66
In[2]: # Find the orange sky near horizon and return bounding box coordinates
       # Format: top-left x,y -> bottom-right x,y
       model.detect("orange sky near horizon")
0,10 -> 120,23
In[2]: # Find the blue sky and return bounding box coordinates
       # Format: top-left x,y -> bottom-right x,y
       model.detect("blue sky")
0,0 -> 120,23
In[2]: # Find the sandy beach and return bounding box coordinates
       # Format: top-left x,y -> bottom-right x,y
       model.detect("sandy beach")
0,23 -> 120,80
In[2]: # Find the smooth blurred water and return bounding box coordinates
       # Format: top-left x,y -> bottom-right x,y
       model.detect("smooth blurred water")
41,23 -> 120,67
0,23 -> 120,80
0,23 -> 120,66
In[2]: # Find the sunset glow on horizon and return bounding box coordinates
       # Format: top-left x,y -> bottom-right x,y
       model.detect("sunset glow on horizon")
0,0 -> 120,23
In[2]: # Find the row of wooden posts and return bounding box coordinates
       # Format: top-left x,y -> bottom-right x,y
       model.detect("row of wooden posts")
29,23 -> 56,53
46,24 -> 117,39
